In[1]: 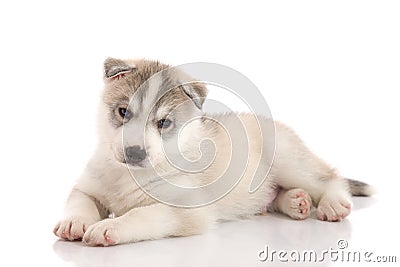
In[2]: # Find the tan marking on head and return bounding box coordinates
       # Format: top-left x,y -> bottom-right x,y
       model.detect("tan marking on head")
102,58 -> 171,107
101,58 -> 208,129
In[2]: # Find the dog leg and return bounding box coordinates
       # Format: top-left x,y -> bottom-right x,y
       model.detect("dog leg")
315,179 -> 352,222
82,204 -> 210,246
54,189 -> 103,241
272,122 -> 353,222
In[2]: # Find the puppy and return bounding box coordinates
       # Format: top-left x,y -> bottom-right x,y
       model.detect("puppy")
54,58 -> 373,246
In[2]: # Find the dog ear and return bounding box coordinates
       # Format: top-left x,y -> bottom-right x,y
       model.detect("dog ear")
104,58 -> 135,80
182,83 -> 208,110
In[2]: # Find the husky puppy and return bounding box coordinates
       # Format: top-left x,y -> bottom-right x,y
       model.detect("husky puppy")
54,58 -> 373,246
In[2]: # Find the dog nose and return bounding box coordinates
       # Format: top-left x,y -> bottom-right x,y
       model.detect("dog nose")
125,146 -> 147,164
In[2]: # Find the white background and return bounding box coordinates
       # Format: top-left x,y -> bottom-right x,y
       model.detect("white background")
0,1 -> 399,266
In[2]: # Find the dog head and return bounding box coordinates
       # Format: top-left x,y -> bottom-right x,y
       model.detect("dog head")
98,58 -> 208,170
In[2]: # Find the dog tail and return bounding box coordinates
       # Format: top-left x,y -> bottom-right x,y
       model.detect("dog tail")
346,178 -> 375,196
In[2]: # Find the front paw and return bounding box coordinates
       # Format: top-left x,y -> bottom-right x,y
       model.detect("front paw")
83,219 -> 121,246
54,216 -> 96,241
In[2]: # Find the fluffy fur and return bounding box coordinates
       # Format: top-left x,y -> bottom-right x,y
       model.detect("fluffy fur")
54,58 -> 373,246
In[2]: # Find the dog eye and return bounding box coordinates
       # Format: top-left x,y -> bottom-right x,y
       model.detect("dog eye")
114,104 -> 131,122
118,107 -> 128,118
157,119 -> 172,129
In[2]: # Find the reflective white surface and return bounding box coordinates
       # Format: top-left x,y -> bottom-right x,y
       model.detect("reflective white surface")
48,195 -> 397,266
34,195 -> 400,266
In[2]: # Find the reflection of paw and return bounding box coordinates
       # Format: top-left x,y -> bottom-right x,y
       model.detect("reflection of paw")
317,195 -> 352,222
282,189 -> 313,220
83,219 -> 120,246
54,216 -> 95,241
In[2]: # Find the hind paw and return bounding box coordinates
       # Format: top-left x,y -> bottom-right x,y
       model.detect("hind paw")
280,189 -> 313,220
317,195 -> 352,222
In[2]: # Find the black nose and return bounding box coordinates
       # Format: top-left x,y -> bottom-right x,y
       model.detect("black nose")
125,146 -> 147,164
